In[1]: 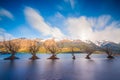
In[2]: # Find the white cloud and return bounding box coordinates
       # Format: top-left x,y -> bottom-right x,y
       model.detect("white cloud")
70,0 -> 75,9
24,7 -> 65,40
0,8 -> 14,20
88,15 -> 111,31
66,16 -> 93,40
23,7 -> 120,42
0,28 -> 14,41
66,15 -> 120,42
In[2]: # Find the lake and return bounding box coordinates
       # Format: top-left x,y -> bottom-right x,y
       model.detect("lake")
0,53 -> 120,80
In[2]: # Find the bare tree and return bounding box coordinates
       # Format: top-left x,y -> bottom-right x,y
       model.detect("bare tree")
0,42 -> 4,53
77,41 -> 99,59
43,39 -> 63,59
3,39 -> 21,60
68,40 -> 78,60
28,40 -> 41,60
99,41 -> 120,59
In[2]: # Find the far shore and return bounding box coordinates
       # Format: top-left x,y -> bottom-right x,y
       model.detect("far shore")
0,52 -> 120,56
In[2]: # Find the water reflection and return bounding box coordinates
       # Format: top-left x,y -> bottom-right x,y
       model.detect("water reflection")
0,54 -> 120,80
79,59 -> 96,80
26,61 -> 40,80
1,60 -> 18,80
42,60 -> 62,80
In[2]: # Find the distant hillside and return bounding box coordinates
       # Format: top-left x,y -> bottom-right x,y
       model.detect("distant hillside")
0,38 -> 120,54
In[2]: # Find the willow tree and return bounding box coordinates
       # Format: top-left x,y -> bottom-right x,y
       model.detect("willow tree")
0,42 -> 4,53
77,41 -> 99,59
67,40 -> 79,59
99,41 -> 120,59
69,42 -> 75,59
3,39 -> 21,60
28,40 -> 41,60
43,39 -> 63,59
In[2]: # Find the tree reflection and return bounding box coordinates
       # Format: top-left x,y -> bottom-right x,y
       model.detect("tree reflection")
26,61 -> 40,80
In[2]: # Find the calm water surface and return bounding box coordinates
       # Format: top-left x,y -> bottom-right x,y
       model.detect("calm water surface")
0,53 -> 120,80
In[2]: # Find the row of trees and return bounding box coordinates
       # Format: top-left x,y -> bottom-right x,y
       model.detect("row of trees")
0,38 -> 120,60
0,38 -> 63,60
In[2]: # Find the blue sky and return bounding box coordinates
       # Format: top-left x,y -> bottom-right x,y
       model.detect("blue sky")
0,0 -> 120,42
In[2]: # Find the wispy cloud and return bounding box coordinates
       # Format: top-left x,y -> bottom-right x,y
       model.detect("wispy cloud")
15,26 -> 37,38
24,7 -> 65,40
88,15 -> 111,31
54,12 -> 65,19
70,0 -> 75,9
64,0 -> 75,9
0,28 -> 14,41
0,8 -> 14,20
66,15 -> 120,42
47,12 -> 66,29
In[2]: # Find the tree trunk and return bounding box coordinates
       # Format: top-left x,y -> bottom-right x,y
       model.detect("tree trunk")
72,53 -> 75,60
107,55 -> 114,59
85,53 -> 92,59
106,52 -> 114,59
4,52 -> 19,60
48,53 -> 59,59
29,53 -> 39,60
107,54 -> 114,59
72,55 -> 76,60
